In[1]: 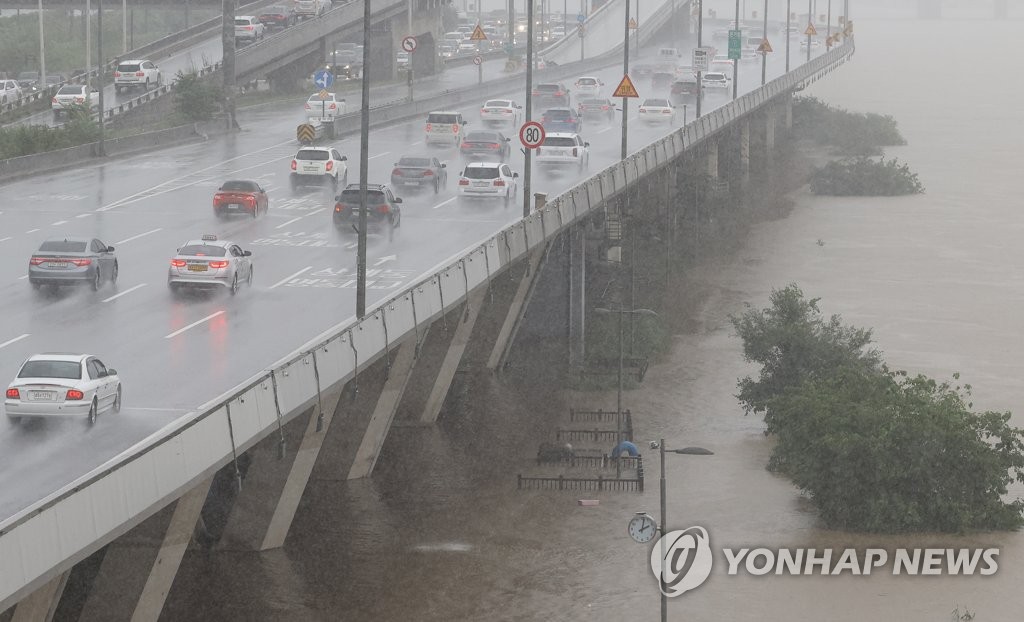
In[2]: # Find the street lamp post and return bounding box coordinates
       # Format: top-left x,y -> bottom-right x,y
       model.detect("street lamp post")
523,0 -> 535,217
731,0 -> 738,100
785,0 -> 791,72
760,0 -> 767,85
654,439 -> 713,622
356,0 -> 371,319
620,0 -> 630,160
695,0 -> 703,117
806,0 -> 812,62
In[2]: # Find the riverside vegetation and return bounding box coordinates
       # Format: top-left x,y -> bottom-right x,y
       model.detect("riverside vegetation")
731,284 -> 1024,533
793,96 -> 924,197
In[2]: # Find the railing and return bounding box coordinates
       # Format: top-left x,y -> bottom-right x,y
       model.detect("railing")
517,471 -> 645,492
0,39 -> 855,611
536,454 -> 643,469
569,408 -> 630,424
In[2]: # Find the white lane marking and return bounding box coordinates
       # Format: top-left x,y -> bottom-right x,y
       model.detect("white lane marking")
597,126 -> 615,134
0,334 -> 30,350
26,228 -> 39,233
368,152 -> 391,160
115,228 -> 162,245
306,207 -> 326,217
0,237 -> 11,242
76,213 -> 93,218
164,311 -> 225,339
131,407 -> 189,412
102,283 -> 147,302
432,197 -> 457,209
52,220 -> 67,225
409,141 -> 422,146
344,242 -> 358,249
18,275 -> 28,280
276,216 -> 303,229
270,265 -> 313,289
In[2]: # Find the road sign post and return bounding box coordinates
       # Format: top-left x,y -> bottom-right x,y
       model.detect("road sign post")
474,55 -> 483,84
312,71 -> 333,120
519,121 -> 545,149
401,36 -> 417,102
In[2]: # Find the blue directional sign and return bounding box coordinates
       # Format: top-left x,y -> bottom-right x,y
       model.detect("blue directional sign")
314,69 -> 335,89
577,13 -> 585,23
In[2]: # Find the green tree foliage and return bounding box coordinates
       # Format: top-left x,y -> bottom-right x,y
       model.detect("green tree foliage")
0,105 -> 98,159
810,156 -> 924,196
731,285 -> 1024,533
792,96 -> 906,156
172,70 -> 221,122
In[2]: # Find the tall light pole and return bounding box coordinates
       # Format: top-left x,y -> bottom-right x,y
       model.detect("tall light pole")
731,0 -> 738,100
507,0 -> 515,63
96,0 -> 105,155
86,0 -> 91,89
523,0 -> 534,217
122,0 -> 127,53
806,0 -> 812,62
760,0 -> 767,85
37,0 -> 45,89
695,0 -> 703,117
356,0 -> 371,319
653,439 -> 713,622
620,0 -> 630,160
827,0 -> 832,36
670,0 -> 675,47
785,0 -> 791,72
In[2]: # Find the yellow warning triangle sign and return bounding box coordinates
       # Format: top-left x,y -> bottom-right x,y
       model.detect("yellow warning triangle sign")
757,38 -> 773,53
628,17 -> 638,29
470,24 -> 488,41
612,74 -> 639,98
804,23 -> 817,36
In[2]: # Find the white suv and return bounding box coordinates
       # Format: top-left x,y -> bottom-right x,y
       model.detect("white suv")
425,110 -> 468,146
114,60 -> 161,93
535,133 -> 590,171
290,146 -> 348,191
457,162 -> 519,206
234,16 -> 266,42
0,79 -> 23,105
573,76 -> 604,98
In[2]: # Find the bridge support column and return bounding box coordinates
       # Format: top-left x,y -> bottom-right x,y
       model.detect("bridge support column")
77,478 -> 213,622
995,0 -> 1008,18
487,246 -> 547,372
216,387 -> 345,551
706,140 -> 719,179
347,339 -> 419,479
11,571 -> 69,622
765,110 -> 776,154
784,95 -> 793,131
739,120 -> 750,186
421,287 -> 488,423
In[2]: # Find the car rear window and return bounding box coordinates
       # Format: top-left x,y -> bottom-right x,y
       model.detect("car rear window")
465,132 -> 499,142
485,100 -> 511,108
221,181 -> 257,191
339,190 -> 386,203
581,99 -> 606,105
117,64 -> 141,73
179,245 -> 227,257
577,78 -> 596,85
235,18 -> 252,26
464,167 -> 499,180
19,360 -> 81,380
544,110 -> 572,120
536,85 -> 560,92
644,99 -> 669,107
428,113 -> 459,124
398,157 -> 431,167
39,240 -> 87,252
296,149 -> 329,160
705,73 -> 725,80
56,86 -> 83,95
307,94 -> 334,102
543,137 -> 576,147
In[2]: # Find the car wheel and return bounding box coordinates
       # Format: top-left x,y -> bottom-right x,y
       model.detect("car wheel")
144,79 -> 150,90
248,265 -> 254,286
215,208 -> 225,219
230,273 -> 239,296
434,178 -> 440,194
331,175 -> 338,191
87,399 -> 98,425
252,204 -> 259,219
343,172 -> 349,187
112,385 -> 122,413
111,262 -> 118,284
91,269 -> 102,291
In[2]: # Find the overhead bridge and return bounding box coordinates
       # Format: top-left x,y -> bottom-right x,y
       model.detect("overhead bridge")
0,37 -> 856,620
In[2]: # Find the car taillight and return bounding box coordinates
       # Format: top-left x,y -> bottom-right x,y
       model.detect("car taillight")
171,259 -> 186,267
29,257 -> 46,266
326,160 -> 334,171
458,179 -> 469,185
70,258 -> 91,266
66,389 -> 84,401
52,97 -> 57,103
425,123 -> 432,132
209,261 -> 229,269
602,105 -> 609,110
494,180 -> 506,187
114,71 -> 121,77
291,160 -> 297,170
246,197 -> 255,205
555,91 -> 563,96
246,25 -> 253,30
481,108 -> 487,114
6,388 -> 19,399
304,103 -> 311,109
422,170 -> 433,176
376,205 -> 390,213
451,124 -> 459,133
489,143 -> 501,149
136,71 -> 144,77
329,103 -> 336,109
392,168 -> 402,176
663,109 -> 671,114
75,97 -> 84,103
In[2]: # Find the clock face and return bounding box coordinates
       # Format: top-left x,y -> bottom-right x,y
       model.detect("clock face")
628,514 -> 657,543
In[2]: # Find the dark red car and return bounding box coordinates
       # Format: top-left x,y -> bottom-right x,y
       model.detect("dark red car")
258,5 -> 296,29
213,180 -> 269,219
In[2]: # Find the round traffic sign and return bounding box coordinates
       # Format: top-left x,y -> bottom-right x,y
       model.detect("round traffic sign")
519,121 -> 545,149
401,36 -> 417,53
577,13 -> 585,23
472,55 -> 482,66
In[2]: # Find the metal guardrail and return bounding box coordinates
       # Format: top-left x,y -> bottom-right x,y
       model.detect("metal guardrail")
0,40 -> 855,611
517,472 -> 645,492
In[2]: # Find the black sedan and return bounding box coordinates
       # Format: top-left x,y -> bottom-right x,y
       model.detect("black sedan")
28,237 -> 118,291
578,98 -> 615,123
460,131 -> 512,162
333,184 -> 403,240
390,156 -> 448,193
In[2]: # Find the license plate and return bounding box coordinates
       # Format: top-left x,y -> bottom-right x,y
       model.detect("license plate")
406,181 -> 419,186
188,264 -> 208,272
30,390 -> 56,400
47,261 -> 68,268
303,167 -> 319,172
473,181 -> 490,187
228,204 -> 241,209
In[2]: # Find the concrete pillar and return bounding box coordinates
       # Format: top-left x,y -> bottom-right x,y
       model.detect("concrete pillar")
421,287 -> 487,423
995,0 -> 1008,19
11,572 -> 69,622
487,246 -> 546,371
765,111 -> 776,153
217,387 -> 345,551
347,339 -> 419,479
739,120 -> 750,185
706,140 -> 719,179
78,478 -> 213,622
784,95 -> 793,131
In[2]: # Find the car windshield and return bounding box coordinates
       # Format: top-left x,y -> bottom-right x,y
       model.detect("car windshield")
398,157 -> 431,167
179,245 -> 227,257
705,73 -> 725,80
578,78 -> 597,85
38,240 -> 87,252
485,100 -> 511,108
581,99 -> 606,105
653,73 -> 674,81
536,85 -> 561,92
117,64 -> 140,72
465,132 -> 500,142
544,110 -> 572,120
644,99 -> 669,107
221,181 -> 257,191
18,360 -> 81,380
543,137 -> 576,147
464,167 -> 500,180
56,86 -> 83,95
296,149 -> 330,160
428,113 -> 459,124
340,190 -> 386,203
307,94 -> 334,102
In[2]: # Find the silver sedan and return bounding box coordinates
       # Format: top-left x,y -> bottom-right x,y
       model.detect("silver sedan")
167,235 -> 253,295
5,353 -> 122,425
28,236 -> 118,291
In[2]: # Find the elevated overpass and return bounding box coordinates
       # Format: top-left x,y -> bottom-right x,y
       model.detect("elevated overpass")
0,34 -> 855,618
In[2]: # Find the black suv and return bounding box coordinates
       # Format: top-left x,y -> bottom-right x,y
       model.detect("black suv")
333,184 -> 403,239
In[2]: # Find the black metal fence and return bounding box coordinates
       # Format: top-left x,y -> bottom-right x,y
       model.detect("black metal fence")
536,454 -> 643,469
517,472 -> 644,493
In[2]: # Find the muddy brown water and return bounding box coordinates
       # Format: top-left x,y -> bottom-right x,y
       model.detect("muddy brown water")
162,12 -> 1024,622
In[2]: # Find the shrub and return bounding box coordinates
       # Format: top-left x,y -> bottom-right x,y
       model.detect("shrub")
793,96 -> 906,156
173,70 -> 222,122
809,157 -> 924,196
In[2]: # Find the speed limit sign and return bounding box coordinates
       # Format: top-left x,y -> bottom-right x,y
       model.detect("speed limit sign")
519,121 -> 545,149
401,36 -> 417,53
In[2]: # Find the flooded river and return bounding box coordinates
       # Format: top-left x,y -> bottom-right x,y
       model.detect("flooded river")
165,8 -> 1024,621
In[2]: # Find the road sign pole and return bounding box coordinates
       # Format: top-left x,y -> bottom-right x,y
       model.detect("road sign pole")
786,0 -> 791,72
621,0 -> 629,160
523,0 -> 534,217
761,0 -> 768,85
696,0 -> 704,117
807,0 -> 812,62
733,0 -> 739,100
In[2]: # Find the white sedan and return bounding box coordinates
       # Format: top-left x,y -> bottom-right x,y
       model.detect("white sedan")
702,72 -> 731,90
480,99 -> 523,127
51,84 -> 100,119
638,98 -> 676,124
5,353 -> 122,425
167,234 -> 254,295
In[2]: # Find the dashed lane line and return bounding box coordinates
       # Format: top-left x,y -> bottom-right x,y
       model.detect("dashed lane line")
102,283 -> 147,302
276,217 -> 303,229
432,197 -> 457,209
164,311 -> 225,339
270,266 -> 312,289
0,333 -> 30,349
26,229 -> 39,234
52,220 -> 67,226
115,228 -> 163,245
